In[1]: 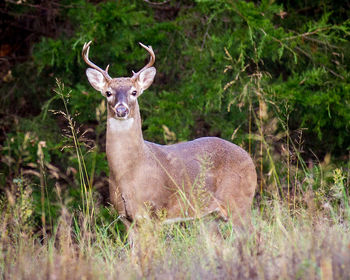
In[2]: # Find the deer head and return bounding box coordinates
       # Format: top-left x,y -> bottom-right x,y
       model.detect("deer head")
82,41 -> 156,120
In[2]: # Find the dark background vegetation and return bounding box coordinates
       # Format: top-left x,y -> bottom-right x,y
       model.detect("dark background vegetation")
1,0 -> 349,231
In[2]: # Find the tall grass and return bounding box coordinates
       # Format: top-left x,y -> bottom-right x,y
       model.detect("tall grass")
54,80 -> 95,222
1,81 -> 349,279
1,195 -> 350,279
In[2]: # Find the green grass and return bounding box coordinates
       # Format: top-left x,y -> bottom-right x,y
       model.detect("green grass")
1,197 -> 349,279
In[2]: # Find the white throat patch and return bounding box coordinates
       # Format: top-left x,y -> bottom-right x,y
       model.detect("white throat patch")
108,118 -> 134,132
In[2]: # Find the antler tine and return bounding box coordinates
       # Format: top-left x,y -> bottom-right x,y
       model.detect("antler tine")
82,41 -> 112,82
132,42 -> 156,79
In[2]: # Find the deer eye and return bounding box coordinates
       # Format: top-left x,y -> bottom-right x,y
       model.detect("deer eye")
106,91 -> 112,97
131,90 -> 137,96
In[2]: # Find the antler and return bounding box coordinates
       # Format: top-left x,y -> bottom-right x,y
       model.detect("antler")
131,42 -> 155,80
82,41 -> 112,82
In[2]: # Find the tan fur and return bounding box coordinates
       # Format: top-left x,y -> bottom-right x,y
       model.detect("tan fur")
83,42 -> 257,231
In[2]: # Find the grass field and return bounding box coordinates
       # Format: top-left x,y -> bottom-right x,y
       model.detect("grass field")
1,190 -> 350,279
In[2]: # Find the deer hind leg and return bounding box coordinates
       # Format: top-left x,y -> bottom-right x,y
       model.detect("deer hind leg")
211,171 -> 255,231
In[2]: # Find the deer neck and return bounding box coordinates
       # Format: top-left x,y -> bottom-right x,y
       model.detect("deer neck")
106,104 -> 146,176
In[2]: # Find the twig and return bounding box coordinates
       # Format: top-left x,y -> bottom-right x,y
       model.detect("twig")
302,36 -> 340,49
143,0 -> 171,5
294,46 -> 312,60
200,20 -> 211,51
283,27 -> 331,41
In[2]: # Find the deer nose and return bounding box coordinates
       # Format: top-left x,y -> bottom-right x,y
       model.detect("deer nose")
116,105 -> 129,118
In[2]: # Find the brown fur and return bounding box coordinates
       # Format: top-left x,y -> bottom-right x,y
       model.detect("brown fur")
83,43 -> 257,231
106,102 -> 256,225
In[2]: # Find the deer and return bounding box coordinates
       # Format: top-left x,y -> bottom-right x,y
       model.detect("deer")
82,41 -> 257,237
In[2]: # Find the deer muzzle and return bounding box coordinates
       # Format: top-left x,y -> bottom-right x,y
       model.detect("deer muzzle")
115,104 -> 129,118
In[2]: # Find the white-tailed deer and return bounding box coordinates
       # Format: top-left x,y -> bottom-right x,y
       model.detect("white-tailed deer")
82,41 -> 257,232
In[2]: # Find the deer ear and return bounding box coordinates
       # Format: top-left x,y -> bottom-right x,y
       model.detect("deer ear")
86,68 -> 107,92
137,67 -> 156,91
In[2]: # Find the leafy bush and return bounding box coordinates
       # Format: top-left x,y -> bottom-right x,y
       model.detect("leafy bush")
26,0 -> 349,153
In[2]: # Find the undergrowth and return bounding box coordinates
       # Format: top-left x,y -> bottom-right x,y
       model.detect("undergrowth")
1,194 -> 349,279
1,81 -> 350,280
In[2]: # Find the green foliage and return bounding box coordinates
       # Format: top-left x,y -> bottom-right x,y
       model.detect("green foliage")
12,0 -> 346,153
1,0 -> 350,235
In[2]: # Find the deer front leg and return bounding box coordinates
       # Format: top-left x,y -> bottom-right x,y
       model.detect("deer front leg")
109,174 -> 135,244
109,176 -> 127,216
